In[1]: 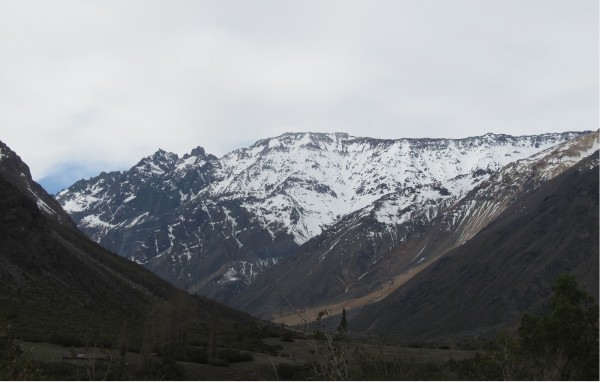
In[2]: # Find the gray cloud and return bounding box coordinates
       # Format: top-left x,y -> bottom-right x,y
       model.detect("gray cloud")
0,0 -> 597,188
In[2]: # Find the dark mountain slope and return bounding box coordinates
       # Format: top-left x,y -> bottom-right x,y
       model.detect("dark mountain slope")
350,153 -> 599,341
0,174 -> 165,341
0,143 -> 263,346
0,141 -> 74,227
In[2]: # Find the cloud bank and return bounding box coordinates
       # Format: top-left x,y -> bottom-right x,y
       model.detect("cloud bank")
0,0 -> 597,192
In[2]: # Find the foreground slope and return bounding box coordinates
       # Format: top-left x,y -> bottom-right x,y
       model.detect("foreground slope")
350,150 -> 599,340
56,131 -> 584,302
233,132 -> 598,320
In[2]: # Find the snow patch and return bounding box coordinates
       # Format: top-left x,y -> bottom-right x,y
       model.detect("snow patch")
123,195 -> 136,203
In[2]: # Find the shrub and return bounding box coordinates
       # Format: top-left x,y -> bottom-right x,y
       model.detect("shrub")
276,363 -> 314,380
137,355 -> 184,380
518,275 -> 599,380
218,348 -> 254,363
208,358 -> 229,367
280,331 -> 295,342
186,347 -> 208,364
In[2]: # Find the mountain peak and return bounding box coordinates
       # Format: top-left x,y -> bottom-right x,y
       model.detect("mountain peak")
149,148 -> 178,161
133,149 -> 179,177
184,146 -> 207,158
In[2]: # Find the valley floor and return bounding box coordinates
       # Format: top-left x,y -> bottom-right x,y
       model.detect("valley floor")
20,337 -> 479,380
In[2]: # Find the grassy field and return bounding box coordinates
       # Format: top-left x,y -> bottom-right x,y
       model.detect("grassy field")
20,333 -> 479,380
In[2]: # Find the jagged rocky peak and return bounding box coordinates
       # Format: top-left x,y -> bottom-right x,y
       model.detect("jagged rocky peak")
150,148 -> 178,160
184,146 -> 210,159
133,148 -> 179,176
56,169 -> 123,198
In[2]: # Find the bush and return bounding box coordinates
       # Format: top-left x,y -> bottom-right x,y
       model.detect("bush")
276,363 -> 314,380
208,358 -> 230,367
137,355 -> 184,380
0,318 -> 44,380
518,275 -> 599,380
280,331 -> 295,342
218,348 -> 254,363
49,333 -> 85,347
186,347 -> 208,364
263,343 -> 283,356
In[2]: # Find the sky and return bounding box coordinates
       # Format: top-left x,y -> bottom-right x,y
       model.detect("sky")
0,0 -> 597,194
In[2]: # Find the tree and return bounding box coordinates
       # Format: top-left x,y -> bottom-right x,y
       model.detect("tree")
209,301 -> 221,362
337,308 -> 347,332
518,274 -> 599,380
0,317 -> 43,380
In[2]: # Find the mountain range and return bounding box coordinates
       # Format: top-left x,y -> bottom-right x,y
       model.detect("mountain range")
55,131 -> 588,307
0,129 -> 597,344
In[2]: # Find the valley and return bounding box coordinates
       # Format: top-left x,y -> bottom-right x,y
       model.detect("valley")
0,131 -> 597,380
266,257 -> 436,326
17,336 -> 480,380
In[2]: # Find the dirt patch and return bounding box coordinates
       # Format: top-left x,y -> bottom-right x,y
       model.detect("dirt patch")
270,258 -> 437,326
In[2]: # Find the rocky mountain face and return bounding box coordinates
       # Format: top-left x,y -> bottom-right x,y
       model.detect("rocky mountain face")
56,131 -> 587,303
350,149 -> 599,341
232,132 -> 599,320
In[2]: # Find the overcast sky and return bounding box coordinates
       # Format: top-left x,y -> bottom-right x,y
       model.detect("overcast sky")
0,0 -> 597,193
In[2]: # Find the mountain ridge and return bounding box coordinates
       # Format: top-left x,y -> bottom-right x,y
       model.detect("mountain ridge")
349,150 -> 599,340
55,130 -> 590,303
230,132 -> 598,319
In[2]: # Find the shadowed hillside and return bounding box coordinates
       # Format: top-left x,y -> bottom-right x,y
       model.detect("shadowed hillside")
351,152 -> 599,340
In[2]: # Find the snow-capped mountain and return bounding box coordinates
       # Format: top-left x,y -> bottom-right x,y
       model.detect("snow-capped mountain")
56,131 -> 586,302
232,131 -> 598,319
208,132 -> 582,243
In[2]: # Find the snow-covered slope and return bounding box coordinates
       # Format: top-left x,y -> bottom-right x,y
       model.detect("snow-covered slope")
441,131 -> 599,247
233,131 -> 598,317
208,132 -> 580,244
55,131 -> 586,302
